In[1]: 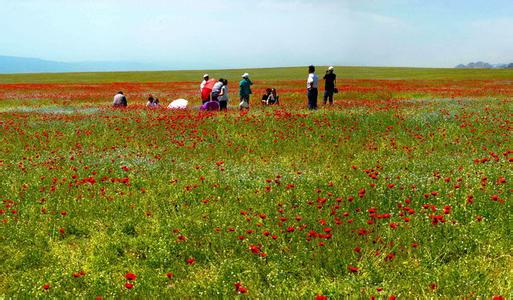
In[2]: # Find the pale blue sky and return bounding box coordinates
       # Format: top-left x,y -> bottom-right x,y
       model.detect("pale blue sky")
1,0 -> 513,68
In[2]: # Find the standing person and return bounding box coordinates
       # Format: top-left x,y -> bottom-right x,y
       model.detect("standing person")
218,79 -> 229,111
200,74 -> 209,103
306,65 -> 318,110
200,74 -> 209,92
323,66 -> 337,105
113,91 -> 127,107
239,73 -> 253,110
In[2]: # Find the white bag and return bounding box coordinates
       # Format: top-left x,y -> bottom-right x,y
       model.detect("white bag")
168,99 -> 189,109
239,100 -> 249,108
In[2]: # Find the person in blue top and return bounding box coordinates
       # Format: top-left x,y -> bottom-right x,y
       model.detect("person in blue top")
239,73 -> 253,110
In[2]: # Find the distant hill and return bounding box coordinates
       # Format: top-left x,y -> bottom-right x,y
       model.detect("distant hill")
455,61 -> 513,69
0,55 -> 173,74
0,56 -> 75,73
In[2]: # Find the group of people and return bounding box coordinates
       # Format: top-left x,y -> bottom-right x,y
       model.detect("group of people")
146,94 -> 161,108
199,72 -> 256,111
112,65 -> 337,111
261,88 -> 279,105
307,65 -> 337,110
200,75 -> 231,111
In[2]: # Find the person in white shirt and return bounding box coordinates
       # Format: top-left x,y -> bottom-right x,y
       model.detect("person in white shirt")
146,94 -> 160,108
306,65 -> 318,110
200,74 -> 209,92
218,79 -> 229,111
113,91 -> 127,107
211,78 -> 224,100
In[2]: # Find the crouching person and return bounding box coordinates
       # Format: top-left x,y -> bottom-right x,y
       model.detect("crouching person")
113,91 -> 127,107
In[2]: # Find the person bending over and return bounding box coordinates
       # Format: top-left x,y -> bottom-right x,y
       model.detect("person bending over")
113,91 -> 127,107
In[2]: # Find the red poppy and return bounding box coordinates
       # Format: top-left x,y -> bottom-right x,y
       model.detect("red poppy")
234,282 -> 248,294
125,272 -> 137,281
249,245 -> 261,254
348,265 -> 359,273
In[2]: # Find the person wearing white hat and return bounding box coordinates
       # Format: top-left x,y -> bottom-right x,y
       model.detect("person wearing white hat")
239,72 -> 253,110
323,66 -> 337,105
200,74 -> 209,92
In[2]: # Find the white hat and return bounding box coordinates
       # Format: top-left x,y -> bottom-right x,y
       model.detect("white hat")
203,74 -> 209,78
242,73 -> 249,78
328,66 -> 334,71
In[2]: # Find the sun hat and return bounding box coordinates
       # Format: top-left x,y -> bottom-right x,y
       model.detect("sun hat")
328,66 -> 334,71
242,73 -> 249,78
203,74 -> 209,78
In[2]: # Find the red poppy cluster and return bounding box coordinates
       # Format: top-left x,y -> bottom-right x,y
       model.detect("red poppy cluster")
1,75 -> 511,298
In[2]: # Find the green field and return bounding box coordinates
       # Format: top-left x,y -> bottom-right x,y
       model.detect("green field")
1,67 -> 512,298
2,66 -> 513,84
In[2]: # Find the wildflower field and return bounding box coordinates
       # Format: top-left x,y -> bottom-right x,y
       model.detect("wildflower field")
0,67 -> 512,298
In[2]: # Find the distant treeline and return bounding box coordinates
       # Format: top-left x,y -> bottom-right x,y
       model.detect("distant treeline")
455,61 -> 513,69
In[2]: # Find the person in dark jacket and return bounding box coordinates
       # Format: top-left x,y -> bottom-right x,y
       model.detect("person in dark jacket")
323,66 -> 337,105
239,73 -> 253,110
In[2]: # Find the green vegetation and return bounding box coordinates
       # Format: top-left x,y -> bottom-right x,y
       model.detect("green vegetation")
0,68 -> 512,298
2,66 -> 513,84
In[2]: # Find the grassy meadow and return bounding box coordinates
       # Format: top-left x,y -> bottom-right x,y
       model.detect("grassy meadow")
0,67 -> 512,298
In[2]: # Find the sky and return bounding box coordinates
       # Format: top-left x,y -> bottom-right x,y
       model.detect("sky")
1,0 -> 513,69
